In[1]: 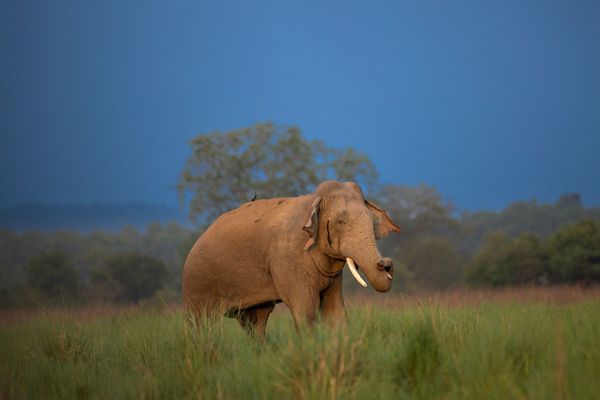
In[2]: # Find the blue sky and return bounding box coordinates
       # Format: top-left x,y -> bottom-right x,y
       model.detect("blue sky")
1,0 -> 599,211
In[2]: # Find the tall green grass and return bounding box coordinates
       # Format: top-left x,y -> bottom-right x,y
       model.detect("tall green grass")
1,298 -> 599,399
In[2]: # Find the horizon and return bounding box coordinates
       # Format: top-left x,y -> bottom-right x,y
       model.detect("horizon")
0,188 -> 595,213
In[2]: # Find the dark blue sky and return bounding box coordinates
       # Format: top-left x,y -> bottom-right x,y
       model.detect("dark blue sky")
1,0 -> 599,211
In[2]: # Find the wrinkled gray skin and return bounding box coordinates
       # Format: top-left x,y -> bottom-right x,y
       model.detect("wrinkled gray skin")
183,180 -> 400,337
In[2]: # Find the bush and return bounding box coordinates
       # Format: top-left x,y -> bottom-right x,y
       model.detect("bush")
403,236 -> 464,289
466,233 -> 546,287
27,251 -> 80,301
546,220 -> 600,285
91,254 -> 169,303
466,220 -> 600,287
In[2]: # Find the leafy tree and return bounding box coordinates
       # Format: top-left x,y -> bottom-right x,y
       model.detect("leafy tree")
376,184 -> 456,234
27,251 -> 80,300
375,184 -> 458,254
546,220 -> 600,285
177,122 -> 378,224
401,236 -> 464,289
459,193 -> 600,254
92,254 -> 169,303
465,233 -> 546,287
465,233 -> 512,287
504,234 -> 546,283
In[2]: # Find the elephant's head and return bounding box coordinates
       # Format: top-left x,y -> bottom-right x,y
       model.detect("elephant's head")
303,181 -> 401,292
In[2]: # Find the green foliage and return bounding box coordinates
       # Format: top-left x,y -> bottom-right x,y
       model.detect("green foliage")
401,236 -> 465,289
505,234 -> 546,283
2,299 -> 600,399
546,220 -> 600,284
377,183 -> 457,237
0,223 -> 192,308
460,193 -> 600,253
466,233 -> 546,287
465,233 -> 512,286
178,122 -> 378,224
27,251 -> 80,301
466,221 -> 600,287
92,254 -> 169,303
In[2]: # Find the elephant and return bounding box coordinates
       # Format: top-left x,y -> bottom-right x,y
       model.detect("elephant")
182,180 -> 400,337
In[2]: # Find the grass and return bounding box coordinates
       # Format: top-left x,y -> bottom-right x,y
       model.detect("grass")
1,287 -> 600,399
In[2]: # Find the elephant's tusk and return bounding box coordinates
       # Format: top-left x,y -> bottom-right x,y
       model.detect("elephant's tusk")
346,257 -> 368,288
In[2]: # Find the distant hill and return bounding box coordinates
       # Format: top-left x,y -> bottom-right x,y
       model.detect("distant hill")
0,203 -> 189,232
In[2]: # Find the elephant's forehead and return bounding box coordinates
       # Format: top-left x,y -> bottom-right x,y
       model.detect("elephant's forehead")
326,196 -> 369,216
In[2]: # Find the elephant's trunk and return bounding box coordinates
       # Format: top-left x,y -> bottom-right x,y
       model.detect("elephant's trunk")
343,227 -> 393,292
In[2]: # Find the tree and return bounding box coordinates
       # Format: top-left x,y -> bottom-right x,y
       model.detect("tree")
27,251 -> 80,300
177,122 -> 378,224
465,233 -> 546,287
503,234 -> 546,283
375,184 -> 458,249
459,193 -> 600,254
92,254 -> 169,303
465,233 -> 513,287
546,220 -> 600,285
401,236 -> 464,289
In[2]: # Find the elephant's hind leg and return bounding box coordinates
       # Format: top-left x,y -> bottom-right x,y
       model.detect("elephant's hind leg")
236,302 -> 276,339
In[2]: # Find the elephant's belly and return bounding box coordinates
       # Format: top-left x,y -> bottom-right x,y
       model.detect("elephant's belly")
183,259 -> 280,312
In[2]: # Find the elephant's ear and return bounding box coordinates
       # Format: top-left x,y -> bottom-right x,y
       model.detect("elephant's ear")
345,182 -> 401,239
302,196 -> 321,250
365,199 -> 401,239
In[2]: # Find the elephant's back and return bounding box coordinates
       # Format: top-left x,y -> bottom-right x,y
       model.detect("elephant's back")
182,195 -> 309,310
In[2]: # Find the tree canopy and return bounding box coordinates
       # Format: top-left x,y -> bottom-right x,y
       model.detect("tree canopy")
465,220 -> 600,287
177,122 -> 378,224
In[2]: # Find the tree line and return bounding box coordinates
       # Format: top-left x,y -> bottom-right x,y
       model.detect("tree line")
0,223 -> 192,308
1,123 -> 600,308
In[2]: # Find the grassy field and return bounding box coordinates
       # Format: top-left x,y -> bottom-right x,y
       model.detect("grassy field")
1,287 -> 600,399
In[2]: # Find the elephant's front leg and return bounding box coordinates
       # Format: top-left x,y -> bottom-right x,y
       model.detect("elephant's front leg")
286,289 -> 321,330
275,278 -> 319,330
320,273 -> 348,324
271,261 -> 323,330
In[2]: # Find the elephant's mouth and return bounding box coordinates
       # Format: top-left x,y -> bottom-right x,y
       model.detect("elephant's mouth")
346,257 -> 392,288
